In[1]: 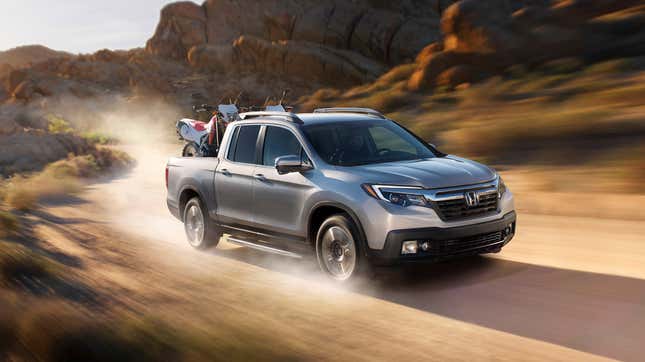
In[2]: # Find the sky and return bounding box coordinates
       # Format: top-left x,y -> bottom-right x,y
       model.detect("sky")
0,0 -> 200,53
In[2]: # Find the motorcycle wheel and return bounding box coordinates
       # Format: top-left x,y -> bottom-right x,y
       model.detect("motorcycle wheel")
182,142 -> 200,157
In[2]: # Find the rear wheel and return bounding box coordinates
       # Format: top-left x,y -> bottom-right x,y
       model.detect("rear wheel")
183,197 -> 221,250
315,214 -> 368,282
182,142 -> 200,157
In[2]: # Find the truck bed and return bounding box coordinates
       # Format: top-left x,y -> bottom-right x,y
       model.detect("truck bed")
166,156 -> 220,221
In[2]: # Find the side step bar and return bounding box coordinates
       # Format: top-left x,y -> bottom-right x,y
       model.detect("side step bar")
226,236 -> 303,259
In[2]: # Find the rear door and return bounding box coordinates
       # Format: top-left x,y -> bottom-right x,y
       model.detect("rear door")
253,125 -> 313,238
215,124 -> 260,226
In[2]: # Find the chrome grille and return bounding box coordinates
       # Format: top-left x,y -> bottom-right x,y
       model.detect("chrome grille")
433,190 -> 498,221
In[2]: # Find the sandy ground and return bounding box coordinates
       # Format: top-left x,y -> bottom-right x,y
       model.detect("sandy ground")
31,144 -> 645,361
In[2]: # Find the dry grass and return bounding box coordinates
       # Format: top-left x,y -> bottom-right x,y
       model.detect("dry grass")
0,242 -> 65,288
0,296 -> 296,362
298,56 -> 645,176
0,211 -> 18,238
0,238 -> 295,361
2,147 -> 134,211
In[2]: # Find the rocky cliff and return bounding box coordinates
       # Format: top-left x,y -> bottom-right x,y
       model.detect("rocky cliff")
1,0 -> 643,109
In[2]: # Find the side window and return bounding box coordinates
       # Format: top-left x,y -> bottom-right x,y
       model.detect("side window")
231,125 -> 260,164
262,126 -> 303,166
226,126 -> 240,160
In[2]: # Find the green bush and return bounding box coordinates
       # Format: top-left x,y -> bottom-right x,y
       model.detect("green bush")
46,115 -> 74,134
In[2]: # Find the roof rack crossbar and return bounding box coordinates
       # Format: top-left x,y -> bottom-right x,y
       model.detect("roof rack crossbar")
313,107 -> 385,119
240,111 -> 303,124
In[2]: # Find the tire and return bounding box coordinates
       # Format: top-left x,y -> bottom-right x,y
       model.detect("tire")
315,214 -> 369,282
183,197 -> 221,250
182,142 -> 200,157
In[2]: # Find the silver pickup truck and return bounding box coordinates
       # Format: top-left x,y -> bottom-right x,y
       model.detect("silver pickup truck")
166,108 -> 516,281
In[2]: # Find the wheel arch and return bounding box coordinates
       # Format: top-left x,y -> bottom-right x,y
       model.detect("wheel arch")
307,202 -> 368,254
178,185 -> 204,218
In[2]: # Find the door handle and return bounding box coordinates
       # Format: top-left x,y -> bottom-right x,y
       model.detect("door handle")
220,168 -> 231,176
254,174 -> 267,181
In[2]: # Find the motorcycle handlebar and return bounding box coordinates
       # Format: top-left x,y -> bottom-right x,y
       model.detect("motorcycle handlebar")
193,104 -> 216,113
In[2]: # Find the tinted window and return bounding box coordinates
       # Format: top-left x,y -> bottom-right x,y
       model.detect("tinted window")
231,125 -> 260,164
303,120 -> 435,166
262,126 -> 302,166
226,126 -> 240,160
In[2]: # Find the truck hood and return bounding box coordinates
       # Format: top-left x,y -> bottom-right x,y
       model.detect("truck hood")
352,156 -> 496,189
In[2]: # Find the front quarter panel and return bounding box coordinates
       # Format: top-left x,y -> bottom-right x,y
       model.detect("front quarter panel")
302,166 -> 517,251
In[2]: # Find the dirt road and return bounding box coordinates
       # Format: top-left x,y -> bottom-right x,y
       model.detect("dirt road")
34,145 -> 645,361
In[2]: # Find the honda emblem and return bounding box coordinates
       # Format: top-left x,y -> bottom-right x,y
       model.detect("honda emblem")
465,191 -> 479,207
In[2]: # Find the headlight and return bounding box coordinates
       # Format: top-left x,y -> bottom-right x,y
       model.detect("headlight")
361,184 -> 427,207
498,176 -> 507,199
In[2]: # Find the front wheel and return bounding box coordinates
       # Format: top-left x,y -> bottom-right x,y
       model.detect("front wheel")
183,197 -> 221,250
315,214 -> 368,282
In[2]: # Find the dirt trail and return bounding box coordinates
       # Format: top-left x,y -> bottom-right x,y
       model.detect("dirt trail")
34,144 -> 645,361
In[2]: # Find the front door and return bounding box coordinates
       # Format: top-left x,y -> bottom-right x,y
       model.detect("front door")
253,125 -> 313,238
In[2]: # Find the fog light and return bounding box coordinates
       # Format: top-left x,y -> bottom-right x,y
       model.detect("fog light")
503,224 -> 513,237
401,241 -> 418,255
420,241 -> 430,251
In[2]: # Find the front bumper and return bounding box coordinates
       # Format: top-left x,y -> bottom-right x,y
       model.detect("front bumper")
366,211 -> 516,265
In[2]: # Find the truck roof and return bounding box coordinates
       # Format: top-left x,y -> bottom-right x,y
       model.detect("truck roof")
238,108 -> 386,126
297,113 -> 386,125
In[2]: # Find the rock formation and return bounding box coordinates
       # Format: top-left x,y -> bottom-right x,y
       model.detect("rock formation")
408,0 -> 645,91
0,45 -> 71,68
147,0 -> 447,80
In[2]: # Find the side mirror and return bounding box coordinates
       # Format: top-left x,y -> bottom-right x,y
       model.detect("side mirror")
275,155 -> 313,175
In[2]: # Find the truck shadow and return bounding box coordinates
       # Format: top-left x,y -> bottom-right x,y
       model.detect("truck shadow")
216,246 -> 645,362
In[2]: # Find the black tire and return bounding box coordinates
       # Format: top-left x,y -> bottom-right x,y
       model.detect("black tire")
315,214 -> 369,282
182,142 -> 200,157
183,197 -> 221,250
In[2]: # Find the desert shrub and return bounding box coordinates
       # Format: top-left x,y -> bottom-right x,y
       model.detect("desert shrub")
538,57 -> 584,75
4,176 -> 38,211
374,63 -> 417,86
15,304 -> 183,362
359,89 -> 416,113
47,115 -> 74,134
0,211 -> 18,238
584,58 -> 638,75
82,132 -> 118,145
45,155 -> 99,179
296,88 -> 342,111
2,148 -> 134,211
0,242 -> 63,288
89,147 -> 135,173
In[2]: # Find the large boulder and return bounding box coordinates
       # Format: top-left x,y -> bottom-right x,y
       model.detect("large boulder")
0,130 -> 90,175
146,1 -> 208,60
190,36 -> 387,87
187,44 -> 234,72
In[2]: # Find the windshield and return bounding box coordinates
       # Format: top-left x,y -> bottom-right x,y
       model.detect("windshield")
302,120 -> 436,166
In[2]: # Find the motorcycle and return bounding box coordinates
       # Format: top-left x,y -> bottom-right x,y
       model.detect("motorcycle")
177,90 -> 293,157
176,103 -> 239,157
